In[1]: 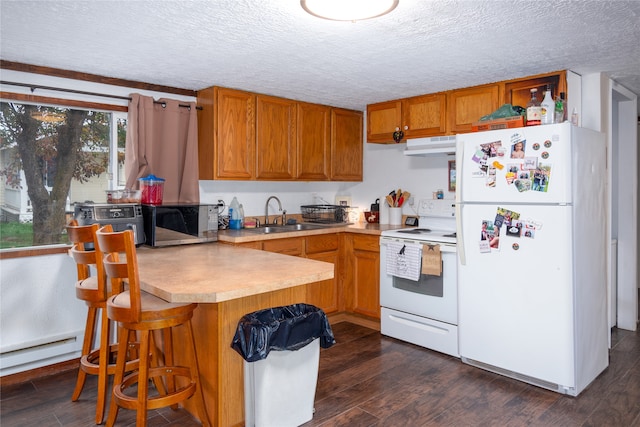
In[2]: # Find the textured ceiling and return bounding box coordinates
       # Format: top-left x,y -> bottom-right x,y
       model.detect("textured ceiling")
1,0 -> 639,110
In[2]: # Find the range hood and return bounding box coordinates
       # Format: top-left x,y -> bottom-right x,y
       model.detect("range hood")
403,135 -> 456,156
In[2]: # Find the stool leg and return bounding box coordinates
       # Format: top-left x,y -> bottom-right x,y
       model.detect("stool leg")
106,326 -> 128,427
136,329 -> 151,427
72,305 -> 97,401
185,320 -> 211,427
94,307 -> 110,424
149,331 -> 168,397
162,327 -> 179,410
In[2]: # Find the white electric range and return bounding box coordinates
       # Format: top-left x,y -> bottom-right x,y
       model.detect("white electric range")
379,199 -> 459,357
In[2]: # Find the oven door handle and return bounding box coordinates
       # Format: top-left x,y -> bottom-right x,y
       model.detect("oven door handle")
380,238 -> 456,253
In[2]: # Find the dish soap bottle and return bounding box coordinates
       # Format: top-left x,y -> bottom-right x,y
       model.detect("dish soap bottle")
540,85 -> 554,125
526,88 -> 542,126
229,197 -> 241,229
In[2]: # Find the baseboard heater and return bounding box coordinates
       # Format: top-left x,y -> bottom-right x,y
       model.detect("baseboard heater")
461,356 -> 576,396
0,330 -> 84,376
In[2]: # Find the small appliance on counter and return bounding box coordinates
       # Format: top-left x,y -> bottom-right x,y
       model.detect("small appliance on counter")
142,204 -> 218,247
74,202 -> 145,245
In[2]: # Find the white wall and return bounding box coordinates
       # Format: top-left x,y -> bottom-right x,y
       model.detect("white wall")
0,251 -> 86,375
200,135 -> 454,220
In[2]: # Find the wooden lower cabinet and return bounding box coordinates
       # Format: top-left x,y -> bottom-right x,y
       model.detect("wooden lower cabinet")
262,237 -> 303,256
230,234 -> 340,314
344,234 -> 380,319
223,232 -> 381,318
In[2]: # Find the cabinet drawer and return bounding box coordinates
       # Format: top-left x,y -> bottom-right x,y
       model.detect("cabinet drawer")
262,238 -> 303,256
351,234 -> 379,252
306,234 -> 339,254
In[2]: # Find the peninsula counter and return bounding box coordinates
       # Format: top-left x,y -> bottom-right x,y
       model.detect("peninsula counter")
135,243 -> 335,427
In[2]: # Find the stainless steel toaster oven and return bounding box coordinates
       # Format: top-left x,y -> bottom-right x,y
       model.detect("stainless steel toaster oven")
73,203 -> 145,245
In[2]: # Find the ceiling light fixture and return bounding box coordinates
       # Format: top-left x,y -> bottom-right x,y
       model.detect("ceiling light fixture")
301,0 -> 399,22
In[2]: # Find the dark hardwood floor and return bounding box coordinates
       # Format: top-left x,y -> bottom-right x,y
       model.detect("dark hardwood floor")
2,321 -> 639,426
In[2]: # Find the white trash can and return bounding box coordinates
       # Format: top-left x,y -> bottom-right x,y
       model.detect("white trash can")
243,338 -> 320,427
231,304 -> 336,427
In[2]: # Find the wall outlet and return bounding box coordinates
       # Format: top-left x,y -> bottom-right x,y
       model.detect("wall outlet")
408,196 -> 415,206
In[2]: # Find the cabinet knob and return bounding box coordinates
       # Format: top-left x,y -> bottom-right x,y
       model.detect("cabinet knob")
403,125 -> 409,130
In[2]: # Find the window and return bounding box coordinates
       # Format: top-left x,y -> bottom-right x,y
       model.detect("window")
0,101 -> 127,249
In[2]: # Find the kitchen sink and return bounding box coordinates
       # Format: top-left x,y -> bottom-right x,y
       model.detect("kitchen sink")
242,223 -> 332,234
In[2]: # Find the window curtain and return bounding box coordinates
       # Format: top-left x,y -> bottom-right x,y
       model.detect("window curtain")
125,93 -> 199,203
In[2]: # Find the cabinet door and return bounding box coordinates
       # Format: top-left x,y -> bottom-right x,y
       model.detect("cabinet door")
448,84 -> 501,134
366,100 -> 402,143
330,108 -> 363,181
347,235 -> 380,319
403,93 -> 447,138
262,237 -> 304,256
504,72 -> 566,111
256,95 -> 296,180
196,87 -> 215,180
306,251 -> 339,314
214,87 -> 256,179
297,102 -> 330,180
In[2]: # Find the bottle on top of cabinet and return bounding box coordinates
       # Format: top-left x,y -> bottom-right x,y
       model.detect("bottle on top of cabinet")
540,86 -> 555,125
555,92 -> 567,123
526,88 -> 542,126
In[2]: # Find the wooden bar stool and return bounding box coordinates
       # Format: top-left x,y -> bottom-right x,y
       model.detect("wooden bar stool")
66,220 -> 139,425
96,225 -> 210,427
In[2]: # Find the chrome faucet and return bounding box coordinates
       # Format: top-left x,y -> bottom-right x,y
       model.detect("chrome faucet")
264,196 -> 283,226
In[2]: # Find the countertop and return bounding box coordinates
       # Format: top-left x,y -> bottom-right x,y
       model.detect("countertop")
135,243 -> 334,303
217,222 -> 407,244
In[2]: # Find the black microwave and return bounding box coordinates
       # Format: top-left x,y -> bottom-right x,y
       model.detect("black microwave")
141,204 -> 218,247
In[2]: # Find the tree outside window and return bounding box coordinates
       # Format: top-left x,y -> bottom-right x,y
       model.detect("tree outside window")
0,101 -> 126,248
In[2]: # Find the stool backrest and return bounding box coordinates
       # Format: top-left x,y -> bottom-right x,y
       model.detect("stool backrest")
67,220 -> 106,298
96,224 -> 141,323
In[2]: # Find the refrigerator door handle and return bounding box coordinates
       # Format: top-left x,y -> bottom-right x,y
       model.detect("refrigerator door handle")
455,140 -> 466,266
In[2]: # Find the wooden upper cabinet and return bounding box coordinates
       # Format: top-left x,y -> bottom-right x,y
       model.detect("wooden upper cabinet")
367,100 -> 402,143
504,71 -> 566,111
367,95 -> 446,143
212,87 -> 256,180
448,84 -> 501,134
331,108 -> 364,181
296,102 -> 331,180
403,93 -> 447,138
255,95 -> 296,180
364,71 -> 566,140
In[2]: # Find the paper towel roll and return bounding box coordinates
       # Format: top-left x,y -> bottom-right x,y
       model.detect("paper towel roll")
379,198 -> 390,224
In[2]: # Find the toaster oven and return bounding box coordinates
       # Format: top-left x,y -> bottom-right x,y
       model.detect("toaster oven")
73,203 -> 145,245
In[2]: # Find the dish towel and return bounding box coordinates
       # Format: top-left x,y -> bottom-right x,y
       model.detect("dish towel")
385,241 -> 422,281
421,244 -> 442,276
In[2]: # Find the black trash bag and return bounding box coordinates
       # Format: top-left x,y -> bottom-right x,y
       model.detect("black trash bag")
231,303 -> 336,362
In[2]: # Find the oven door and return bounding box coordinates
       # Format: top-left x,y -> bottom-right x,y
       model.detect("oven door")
379,237 -> 457,325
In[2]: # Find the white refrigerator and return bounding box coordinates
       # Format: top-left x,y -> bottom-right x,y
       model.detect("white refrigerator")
455,122 -> 609,396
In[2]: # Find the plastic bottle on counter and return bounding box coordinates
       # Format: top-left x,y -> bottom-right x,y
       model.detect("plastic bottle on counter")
229,197 -> 241,229
540,86 -> 554,125
238,204 -> 245,228
526,88 -> 542,126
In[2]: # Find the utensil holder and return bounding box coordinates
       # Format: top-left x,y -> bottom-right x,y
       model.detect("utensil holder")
389,207 -> 402,225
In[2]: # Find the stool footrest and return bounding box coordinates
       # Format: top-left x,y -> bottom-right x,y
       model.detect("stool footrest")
80,343 -> 140,375
113,366 -> 197,411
